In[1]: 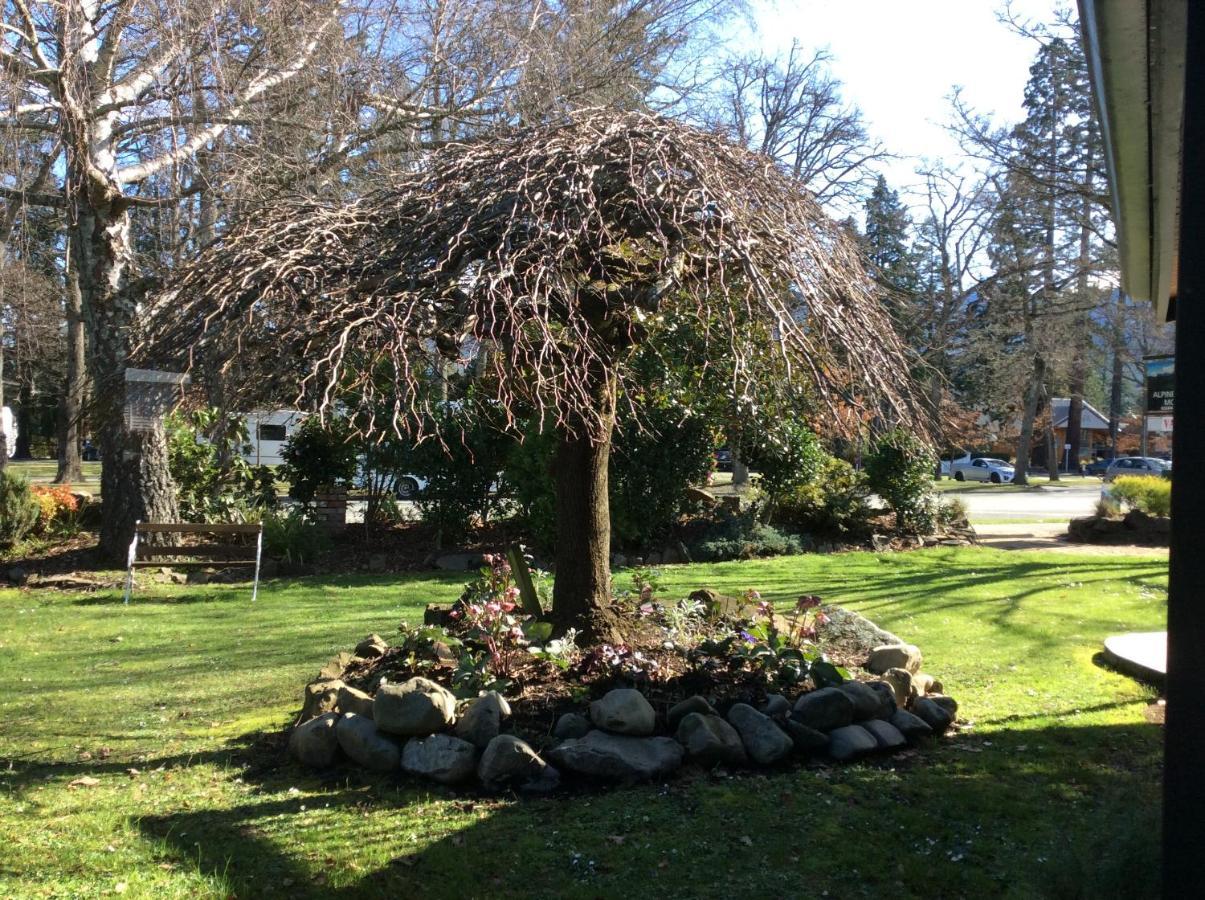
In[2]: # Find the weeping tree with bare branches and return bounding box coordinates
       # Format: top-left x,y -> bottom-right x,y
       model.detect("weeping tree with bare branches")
141,109 -> 924,643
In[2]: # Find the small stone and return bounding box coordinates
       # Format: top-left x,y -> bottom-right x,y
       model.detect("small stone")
299,679 -> 344,723
827,724 -> 878,761
590,689 -> 656,736
518,764 -> 561,795
553,712 -> 592,740
866,681 -> 897,719
374,677 -> 457,736
881,668 -> 917,709
337,684 -> 375,718
913,697 -> 954,733
761,694 -> 791,718
336,713 -> 401,772
667,695 -> 717,730
781,719 -> 830,754
836,681 -> 883,720
861,719 -> 907,750
889,708 -> 933,740
548,732 -> 684,782
792,687 -> 855,732
402,734 -> 478,784
675,713 -> 747,767
455,692 -> 511,749
478,735 -> 550,789
690,588 -> 755,621
354,633 -> 389,659
867,643 -> 923,675
726,703 -> 793,765
289,712 -> 341,768
912,672 -> 941,694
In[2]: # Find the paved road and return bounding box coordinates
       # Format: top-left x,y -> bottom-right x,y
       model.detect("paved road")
958,484 -> 1102,521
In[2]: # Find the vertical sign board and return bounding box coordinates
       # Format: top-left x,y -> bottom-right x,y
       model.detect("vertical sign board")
1144,355 -> 1174,457
1146,354 -> 1175,414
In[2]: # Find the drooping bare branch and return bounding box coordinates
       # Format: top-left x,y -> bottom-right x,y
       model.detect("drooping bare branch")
141,109 -> 927,444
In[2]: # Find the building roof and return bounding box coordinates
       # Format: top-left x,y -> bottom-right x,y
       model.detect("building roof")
1078,0 -> 1186,321
1050,397 -> 1111,432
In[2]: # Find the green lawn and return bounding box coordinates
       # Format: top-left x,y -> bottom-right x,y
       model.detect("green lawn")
0,548 -> 1166,898
6,460 -> 103,492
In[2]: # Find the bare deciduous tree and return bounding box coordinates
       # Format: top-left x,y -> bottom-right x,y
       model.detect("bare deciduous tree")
141,110 -> 925,641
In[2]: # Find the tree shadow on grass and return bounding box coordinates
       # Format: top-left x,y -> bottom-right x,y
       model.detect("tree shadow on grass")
133,721 -> 1162,900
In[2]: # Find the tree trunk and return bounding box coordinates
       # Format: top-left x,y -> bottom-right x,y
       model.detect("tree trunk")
551,371 -> 623,645
55,236 -> 87,484
1109,340 -> 1124,458
75,203 -> 179,561
1013,355 -> 1045,485
14,381 -> 33,459
1042,390 -> 1060,482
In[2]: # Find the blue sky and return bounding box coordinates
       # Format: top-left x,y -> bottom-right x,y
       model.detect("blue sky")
749,0 -> 1066,201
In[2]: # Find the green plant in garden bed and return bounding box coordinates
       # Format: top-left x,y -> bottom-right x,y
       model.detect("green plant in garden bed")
1109,475 -> 1171,517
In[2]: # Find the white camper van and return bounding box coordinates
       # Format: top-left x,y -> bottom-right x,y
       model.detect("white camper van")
242,410 -> 304,466
1,407 -> 16,458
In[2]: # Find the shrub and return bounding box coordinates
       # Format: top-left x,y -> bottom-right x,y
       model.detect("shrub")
1109,476 -> 1171,517
167,407 -> 277,521
690,507 -> 804,561
503,405 -> 717,553
0,472 -> 39,546
774,456 -> 873,537
610,406 -> 717,549
935,496 -> 970,528
864,428 -> 938,532
261,507 -> 331,564
30,484 -> 81,535
740,420 -> 826,502
406,403 -> 512,543
280,415 -> 359,503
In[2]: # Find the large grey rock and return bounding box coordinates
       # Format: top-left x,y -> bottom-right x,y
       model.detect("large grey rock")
927,694 -> 959,717
819,606 -> 902,650
336,713 -> 401,772
912,697 -> 954,733
455,692 -> 511,749
477,735 -> 551,789
337,684 -> 375,718
590,688 -> 656,736
867,643 -> 922,675
866,681 -> 897,719
549,731 -> 684,782
726,703 -> 793,765
761,694 -> 791,718
553,712 -> 592,740
889,708 -> 933,740
402,734 -> 478,784
290,712 -> 341,767
667,695 -> 716,731
374,677 -> 457,736
791,687 -> 855,732
435,552 -> 481,571
354,633 -> 389,659
300,678 -> 344,722
836,681 -> 883,720
675,713 -> 747,767
861,719 -> 907,750
827,724 -> 878,761
782,719 -> 830,754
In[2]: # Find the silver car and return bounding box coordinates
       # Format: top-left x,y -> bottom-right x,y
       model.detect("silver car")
952,457 -> 1015,483
1103,456 -> 1171,483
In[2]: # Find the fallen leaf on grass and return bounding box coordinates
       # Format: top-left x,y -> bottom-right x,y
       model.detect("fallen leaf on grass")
69,776 -> 100,788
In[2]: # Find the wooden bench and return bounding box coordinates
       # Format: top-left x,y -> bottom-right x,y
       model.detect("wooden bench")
123,521 -> 264,604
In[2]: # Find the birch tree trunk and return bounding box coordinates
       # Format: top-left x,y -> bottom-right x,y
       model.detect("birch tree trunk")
54,235 -> 86,484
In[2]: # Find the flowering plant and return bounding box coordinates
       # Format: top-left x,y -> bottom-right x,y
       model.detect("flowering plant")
30,484 -> 81,534
694,589 -> 846,688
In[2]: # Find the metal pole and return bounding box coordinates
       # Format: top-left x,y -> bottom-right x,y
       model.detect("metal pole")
122,522 -> 140,605
251,524 -> 263,603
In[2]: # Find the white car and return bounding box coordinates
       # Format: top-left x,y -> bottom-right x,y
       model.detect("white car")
952,457 -> 1015,484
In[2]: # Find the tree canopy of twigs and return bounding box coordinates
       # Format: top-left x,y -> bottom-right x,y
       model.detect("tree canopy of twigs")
143,109 -> 924,446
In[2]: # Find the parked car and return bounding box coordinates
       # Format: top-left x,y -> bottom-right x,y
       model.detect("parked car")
952,457 -> 1015,483
1084,457 -> 1114,477
714,448 -> 734,472
1103,456 -> 1172,483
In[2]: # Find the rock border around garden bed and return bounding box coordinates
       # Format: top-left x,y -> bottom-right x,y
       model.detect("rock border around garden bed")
288,615 -> 960,794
